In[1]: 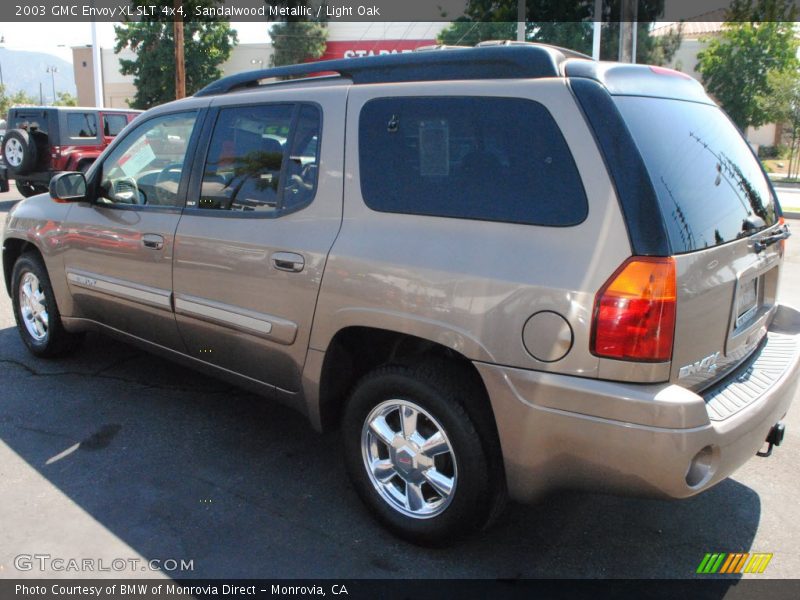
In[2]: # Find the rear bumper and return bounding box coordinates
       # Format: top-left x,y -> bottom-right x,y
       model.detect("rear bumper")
477,304 -> 800,503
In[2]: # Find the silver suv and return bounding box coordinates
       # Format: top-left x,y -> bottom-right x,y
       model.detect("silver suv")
3,44 -> 798,545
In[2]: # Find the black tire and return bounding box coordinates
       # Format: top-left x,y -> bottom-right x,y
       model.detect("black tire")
78,160 -> 93,173
3,129 -> 37,176
15,180 -> 42,198
0,175 -> 9,193
342,360 -> 504,545
11,252 -> 83,358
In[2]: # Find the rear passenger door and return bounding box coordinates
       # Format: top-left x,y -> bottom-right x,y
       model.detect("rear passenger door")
172,87 -> 346,393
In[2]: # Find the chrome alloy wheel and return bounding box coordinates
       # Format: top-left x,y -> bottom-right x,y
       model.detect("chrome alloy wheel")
361,399 -> 458,519
19,272 -> 49,341
5,138 -> 24,167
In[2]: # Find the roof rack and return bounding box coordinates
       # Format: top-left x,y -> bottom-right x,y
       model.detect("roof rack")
194,44 -> 591,98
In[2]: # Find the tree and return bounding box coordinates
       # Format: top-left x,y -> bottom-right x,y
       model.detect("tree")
0,85 -> 37,120
53,91 -> 77,107
758,69 -> 800,177
697,0 -> 799,130
265,2 -> 327,67
114,1 -> 237,109
269,21 -> 328,66
436,0 -> 682,65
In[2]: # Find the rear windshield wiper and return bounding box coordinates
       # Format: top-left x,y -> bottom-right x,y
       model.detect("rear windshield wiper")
753,225 -> 791,253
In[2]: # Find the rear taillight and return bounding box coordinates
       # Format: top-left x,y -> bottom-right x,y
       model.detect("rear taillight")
591,256 -> 677,362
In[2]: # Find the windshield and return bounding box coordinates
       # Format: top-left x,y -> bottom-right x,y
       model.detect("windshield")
615,96 -> 777,254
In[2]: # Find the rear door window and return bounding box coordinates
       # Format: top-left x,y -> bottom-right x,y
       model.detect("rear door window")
358,96 -> 588,226
196,103 -> 321,215
615,97 -> 777,253
67,113 -> 98,138
104,114 -> 129,137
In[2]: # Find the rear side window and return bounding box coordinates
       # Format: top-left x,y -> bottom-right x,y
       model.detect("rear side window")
67,113 -> 98,138
616,97 -> 777,253
359,97 -> 587,226
197,103 -> 321,214
104,114 -> 128,137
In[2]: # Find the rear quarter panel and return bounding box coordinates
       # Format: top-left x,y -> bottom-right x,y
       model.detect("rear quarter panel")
310,79 -> 632,376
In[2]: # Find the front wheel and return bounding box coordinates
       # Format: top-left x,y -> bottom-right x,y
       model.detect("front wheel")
342,362 -> 502,545
11,253 -> 83,357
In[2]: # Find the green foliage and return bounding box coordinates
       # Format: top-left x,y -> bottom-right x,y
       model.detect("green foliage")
53,91 -> 77,107
697,0 -> 799,129
437,21 -> 517,46
758,69 -> 800,129
0,84 -> 38,120
436,1 -> 682,65
266,2 -> 327,67
757,69 -> 800,177
269,21 -> 328,66
114,1 -> 237,109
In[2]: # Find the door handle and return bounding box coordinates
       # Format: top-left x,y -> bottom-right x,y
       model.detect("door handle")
271,252 -> 305,273
142,234 -> 165,250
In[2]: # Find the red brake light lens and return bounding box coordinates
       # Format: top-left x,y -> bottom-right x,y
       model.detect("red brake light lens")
591,257 -> 677,362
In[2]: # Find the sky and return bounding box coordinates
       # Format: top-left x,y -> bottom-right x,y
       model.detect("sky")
1,22 -> 269,62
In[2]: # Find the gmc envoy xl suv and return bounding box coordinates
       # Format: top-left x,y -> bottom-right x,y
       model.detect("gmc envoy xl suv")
3,44 -> 798,544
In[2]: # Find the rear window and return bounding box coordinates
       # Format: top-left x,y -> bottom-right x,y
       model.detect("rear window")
359,96 -> 588,227
12,111 -> 50,138
67,113 -> 98,138
615,97 -> 777,253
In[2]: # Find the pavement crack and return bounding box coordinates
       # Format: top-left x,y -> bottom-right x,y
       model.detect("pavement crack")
0,358 -> 236,395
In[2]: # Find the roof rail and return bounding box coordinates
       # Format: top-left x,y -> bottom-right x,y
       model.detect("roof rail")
475,40 -> 593,60
194,44 -> 590,97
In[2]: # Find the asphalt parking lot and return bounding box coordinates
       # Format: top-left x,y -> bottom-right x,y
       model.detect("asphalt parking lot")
0,186 -> 799,581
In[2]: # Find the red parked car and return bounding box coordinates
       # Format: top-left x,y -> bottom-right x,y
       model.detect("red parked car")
2,106 -> 141,197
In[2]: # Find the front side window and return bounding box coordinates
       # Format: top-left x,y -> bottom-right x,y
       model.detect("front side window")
68,113 -> 98,138
196,103 -> 321,214
98,112 -> 197,208
359,96 -> 588,226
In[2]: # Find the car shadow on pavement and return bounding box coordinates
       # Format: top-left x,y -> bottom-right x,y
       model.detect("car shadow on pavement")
0,327 -> 760,583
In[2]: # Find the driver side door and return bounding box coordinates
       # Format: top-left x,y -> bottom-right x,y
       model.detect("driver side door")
61,110 -> 201,350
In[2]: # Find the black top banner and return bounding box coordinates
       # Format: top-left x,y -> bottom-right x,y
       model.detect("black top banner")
3,0 -> 800,23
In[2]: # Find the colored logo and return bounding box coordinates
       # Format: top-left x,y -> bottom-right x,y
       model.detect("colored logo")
696,552 -> 773,574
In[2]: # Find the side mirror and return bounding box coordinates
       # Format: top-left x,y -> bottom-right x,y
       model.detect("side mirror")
49,172 -> 88,203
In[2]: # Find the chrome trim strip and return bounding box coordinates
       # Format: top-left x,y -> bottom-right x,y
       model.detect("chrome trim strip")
174,294 -> 274,337
66,270 -> 172,310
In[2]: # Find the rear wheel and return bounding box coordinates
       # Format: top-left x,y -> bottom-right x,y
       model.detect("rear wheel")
342,361 -> 502,545
3,129 -> 37,176
11,253 -> 83,357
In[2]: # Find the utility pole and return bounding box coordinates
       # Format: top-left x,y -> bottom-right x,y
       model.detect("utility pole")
517,0 -> 525,42
592,0 -> 602,60
46,66 -> 58,104
618,0 -> 637,63
174,0 -> 185,99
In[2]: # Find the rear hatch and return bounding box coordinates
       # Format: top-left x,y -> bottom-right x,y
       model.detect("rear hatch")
615,95 -> 786,392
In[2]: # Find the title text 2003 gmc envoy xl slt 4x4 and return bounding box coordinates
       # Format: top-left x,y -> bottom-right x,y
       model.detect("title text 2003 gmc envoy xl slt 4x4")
3,44 -> 798,544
